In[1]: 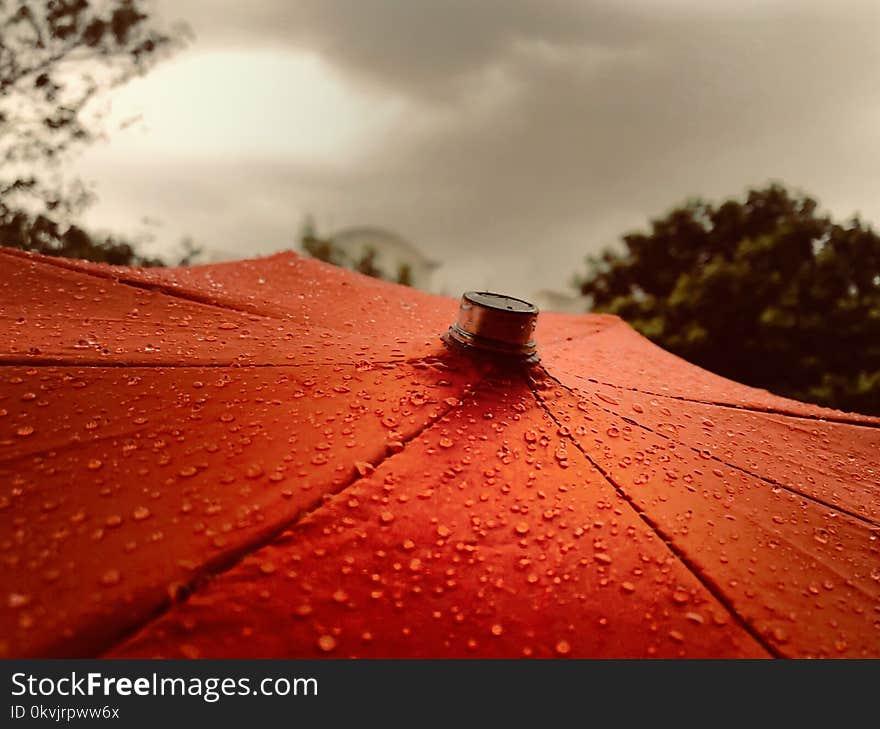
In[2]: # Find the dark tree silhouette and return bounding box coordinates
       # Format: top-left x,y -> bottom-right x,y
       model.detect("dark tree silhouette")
578,184 -> 880,415
0,0 -> 193,265
300,220 -> 413,286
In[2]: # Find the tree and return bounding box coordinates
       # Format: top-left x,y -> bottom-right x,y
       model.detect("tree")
0,0 -> 192,265
300,219 -> 413,286
577,184 -> 880,415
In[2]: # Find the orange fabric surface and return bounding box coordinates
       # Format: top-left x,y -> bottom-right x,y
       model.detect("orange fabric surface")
1,247 -> 877,658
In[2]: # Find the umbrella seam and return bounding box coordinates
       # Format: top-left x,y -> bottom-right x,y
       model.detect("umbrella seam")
583,403 -> 880,528
556,372 -> 880,430
0,425 -> 152,466
1,249 -> 462,339
94,381 -> 482,657
0,356 -> 447,369
0,248 -> 289,323
542,323 -> 878,426
526,368 -> 781,658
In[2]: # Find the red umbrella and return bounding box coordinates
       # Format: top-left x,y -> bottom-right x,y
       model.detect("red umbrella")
1,247 -> 877,658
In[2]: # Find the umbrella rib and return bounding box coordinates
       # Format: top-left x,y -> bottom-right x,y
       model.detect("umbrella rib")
95,382 -> 478,657
0,248 -> 287,323
0,356 -> 437,369
0,359 -> 287,368
93,278 -> 288,321
561,373 -> 880,430
582,398 -> 880,528
526,369 -> 782,658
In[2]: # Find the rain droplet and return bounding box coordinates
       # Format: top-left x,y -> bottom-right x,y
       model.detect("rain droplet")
7,593 -> 30,608
771,627 -> 789,644
354,461 -> 374,476
100,569 -> 121,586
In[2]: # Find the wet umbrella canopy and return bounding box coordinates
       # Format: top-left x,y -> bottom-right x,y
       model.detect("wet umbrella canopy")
1,247 -> 878,659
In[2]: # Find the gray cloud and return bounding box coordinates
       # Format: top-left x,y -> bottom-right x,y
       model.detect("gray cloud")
83,0 -> 880,299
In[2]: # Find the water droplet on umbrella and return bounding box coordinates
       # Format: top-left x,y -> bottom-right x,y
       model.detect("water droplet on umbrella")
771,627 -> 789,644
180,644 -> 201,659
8,593 -> 30,608
100,570 -> 121,586
355,461 -> 374,476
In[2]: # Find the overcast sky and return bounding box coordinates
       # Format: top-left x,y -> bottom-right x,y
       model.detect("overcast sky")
73,0 -> 880,300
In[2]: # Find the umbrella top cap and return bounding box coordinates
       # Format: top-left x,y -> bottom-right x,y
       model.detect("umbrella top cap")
444,291 -> 539,362
463,291 -> 538,314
